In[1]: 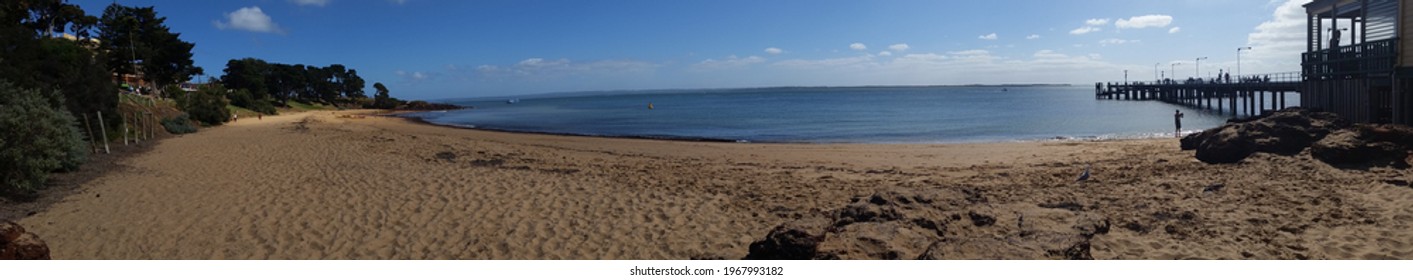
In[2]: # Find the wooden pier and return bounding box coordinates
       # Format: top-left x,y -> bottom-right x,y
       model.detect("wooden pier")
1095,72 -> 1302,116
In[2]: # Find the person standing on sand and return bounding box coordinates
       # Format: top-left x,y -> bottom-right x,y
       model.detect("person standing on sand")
1174,110 -> 1185,138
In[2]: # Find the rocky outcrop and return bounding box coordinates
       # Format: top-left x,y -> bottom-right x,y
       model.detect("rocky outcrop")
1311,124 -> 1413,168
1180,108 -> 1413,168
745,189 -> 1110,260
0,220 -> 50,260
1181,108 -> 1348,164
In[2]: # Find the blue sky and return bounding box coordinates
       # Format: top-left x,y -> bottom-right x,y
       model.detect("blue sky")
72,0 -> 1313,99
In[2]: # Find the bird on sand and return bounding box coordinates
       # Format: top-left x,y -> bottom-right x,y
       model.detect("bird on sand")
1075,164 -> 1091,182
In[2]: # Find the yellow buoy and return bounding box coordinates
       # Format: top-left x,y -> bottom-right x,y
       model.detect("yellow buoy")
648,102 -> 654,110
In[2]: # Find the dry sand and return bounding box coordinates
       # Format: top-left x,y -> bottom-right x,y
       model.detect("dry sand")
9,110 -> 1413,259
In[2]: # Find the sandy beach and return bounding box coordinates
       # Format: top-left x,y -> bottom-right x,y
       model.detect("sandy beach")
6,110 -> 1412,259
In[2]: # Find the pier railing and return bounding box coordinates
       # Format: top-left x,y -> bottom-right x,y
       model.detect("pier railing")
1103,71 -> 1302,87
1095,71 -> 1302,116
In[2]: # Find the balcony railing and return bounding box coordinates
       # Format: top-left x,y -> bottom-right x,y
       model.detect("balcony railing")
1302,37 -> 1398,79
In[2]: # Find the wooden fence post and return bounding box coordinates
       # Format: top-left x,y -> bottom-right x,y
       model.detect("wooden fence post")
97,111 -> 110,154
83,113 -> 97,153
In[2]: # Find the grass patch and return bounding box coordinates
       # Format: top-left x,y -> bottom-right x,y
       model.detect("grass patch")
226,105 -> 266,120
285,100 -> 334,111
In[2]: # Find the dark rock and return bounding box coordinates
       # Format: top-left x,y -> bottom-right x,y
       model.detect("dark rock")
1182,108 -> 1349,163
910,218 -> 946,237
834,203 -> 904,228
1186,125 -> 1256,163
968,211 -> 996,227
744,213 -> 830,260
0,220 -> 22,242
1121,221 -> 1149,233
468,158 -> 505,167
1311,124 -> 1413,168
5,233 -> 50,260
1202,183 -> 1225,193
434,151 -> 457,161
0,220 -> 50,260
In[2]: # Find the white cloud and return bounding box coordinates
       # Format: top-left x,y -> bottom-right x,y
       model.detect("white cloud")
764,47 -> 783,55
1026,34 -> 1041,40
1116,14 -> 1174,29
894,53 -> 948,63
888,43 -> 910,52
1242,0 -> 1312,74
766,48 -> 1116,86
878,51 -> 893,56
1169,27 -> 1182,34
979,33 -> 998,40
214,7 -> 283,34
1034,50 -> 1066,59
395,70 -> 432,83
774,55 -> 877,70
849,43 -> 867,51
290,0 -> 329,7
1085,18 -> 1110,26
947,49 -> 992,61
473,58 -> 658,77
1070,26 -> 1101,35
693,55 -> 766,70
1098,38 -> 1138,46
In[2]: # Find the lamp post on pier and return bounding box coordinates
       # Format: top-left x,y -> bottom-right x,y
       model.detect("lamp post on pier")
1154,63 -> 1161,82
1195,57 -> 1208,78
1236,47 -> 1252,79
1171,62 -> 1181,81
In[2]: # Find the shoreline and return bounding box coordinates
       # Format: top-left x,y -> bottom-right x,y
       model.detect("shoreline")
11,110 -> 1412,259
392,111 -> 1196,145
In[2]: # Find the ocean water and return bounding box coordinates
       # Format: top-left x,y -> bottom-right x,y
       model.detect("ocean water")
407,86 -> 1299,143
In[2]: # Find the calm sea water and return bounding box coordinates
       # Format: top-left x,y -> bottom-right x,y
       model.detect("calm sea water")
406,86 -> 1299,143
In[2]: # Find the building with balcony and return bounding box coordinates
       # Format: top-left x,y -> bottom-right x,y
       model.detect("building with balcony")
1302,0 -> 1410,124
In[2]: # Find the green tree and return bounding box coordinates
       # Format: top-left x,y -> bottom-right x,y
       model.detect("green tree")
96,3 -> 202,88
16,0 -> 92,39
266,63 -> 303,103
1,1 -> 119,135
222,58 -> 269,100
371,82 -> 396,109
0,80 -> 89,195
338,67 -> 366,99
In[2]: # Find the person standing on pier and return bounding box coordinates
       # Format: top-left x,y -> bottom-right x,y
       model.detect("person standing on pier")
1174,110 -> 1185,138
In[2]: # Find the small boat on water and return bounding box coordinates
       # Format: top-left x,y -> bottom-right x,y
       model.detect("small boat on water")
648,102 -> 654,110
507,99 -> 520,104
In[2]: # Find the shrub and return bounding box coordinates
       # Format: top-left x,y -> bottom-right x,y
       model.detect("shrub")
160,113 -> 199,134
249,98 -> 278,115
180,84 -> 232,126
0,80 -> 89,195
